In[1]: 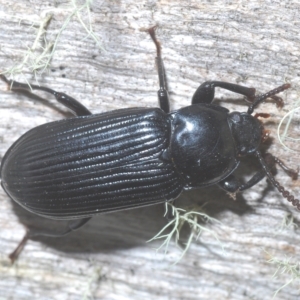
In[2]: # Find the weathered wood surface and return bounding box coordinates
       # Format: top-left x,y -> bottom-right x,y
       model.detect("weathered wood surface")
0,0 -> 300,299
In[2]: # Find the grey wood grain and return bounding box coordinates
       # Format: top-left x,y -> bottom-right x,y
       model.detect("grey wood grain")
0,1 -> 300,299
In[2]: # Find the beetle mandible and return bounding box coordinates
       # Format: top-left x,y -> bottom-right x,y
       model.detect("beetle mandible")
0,27 -> 299,261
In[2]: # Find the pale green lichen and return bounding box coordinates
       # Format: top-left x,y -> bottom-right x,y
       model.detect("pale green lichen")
3,14 -> 53,82
266,252 -> 300,298
277,105 -> 300,152
275,213 -> 298,234
40,0 -> 103,75
3,0 -> 103,82
82,266 -> 103,300
148,203 -> 222,265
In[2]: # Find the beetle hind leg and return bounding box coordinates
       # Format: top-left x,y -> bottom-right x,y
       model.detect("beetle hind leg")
0,74 -> 91,116
9,217 -> 91,263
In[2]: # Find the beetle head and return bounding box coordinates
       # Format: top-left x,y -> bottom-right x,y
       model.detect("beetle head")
228,112 -> 263,156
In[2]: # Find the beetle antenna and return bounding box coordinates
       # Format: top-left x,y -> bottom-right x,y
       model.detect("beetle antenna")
247,84 -> 291,114
256,151 -> 300,209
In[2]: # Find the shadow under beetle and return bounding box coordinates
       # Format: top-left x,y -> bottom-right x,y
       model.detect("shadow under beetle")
0,27 -> 299,261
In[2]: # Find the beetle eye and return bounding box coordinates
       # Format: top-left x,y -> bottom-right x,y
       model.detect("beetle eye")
229,112 -> 241,123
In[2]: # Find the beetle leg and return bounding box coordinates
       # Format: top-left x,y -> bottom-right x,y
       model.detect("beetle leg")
247,84 -> 290,114
8,217 -> 91,263
30,217 -> 92,238
192,81 -> 256,104
1,74 -> 95,261
219,153 -> 298,194
238,170 -> 266,191
219,170 -> 267,195
147,26 -> 170,113
218,174 -> 241,193
9,230 -> 30,263
0,74 -> 91,116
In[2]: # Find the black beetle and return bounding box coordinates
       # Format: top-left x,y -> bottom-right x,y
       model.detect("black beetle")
0,27 -> 299,261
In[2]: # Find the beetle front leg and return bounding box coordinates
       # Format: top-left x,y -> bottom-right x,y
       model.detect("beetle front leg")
192,81 -> 256,105
239,154 -> 298,191
218,171 -> 269,201
0,74 -> 91,116
219,171 -> 267,194
219,159 -> 274,194
217,174 -> 241,193
218,153 -> 298,195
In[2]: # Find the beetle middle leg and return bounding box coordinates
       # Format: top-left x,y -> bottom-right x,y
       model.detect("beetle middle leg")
147,27 -> 170,113
8,218 -> 91,262
147,27 -> 178,219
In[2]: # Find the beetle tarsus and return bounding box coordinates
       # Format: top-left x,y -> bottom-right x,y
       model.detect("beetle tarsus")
9,230 -> 30,263
147,26 -> 170,113
270,95 -> 284,109
147,26 -> 161,57
247,84 -> 290,114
